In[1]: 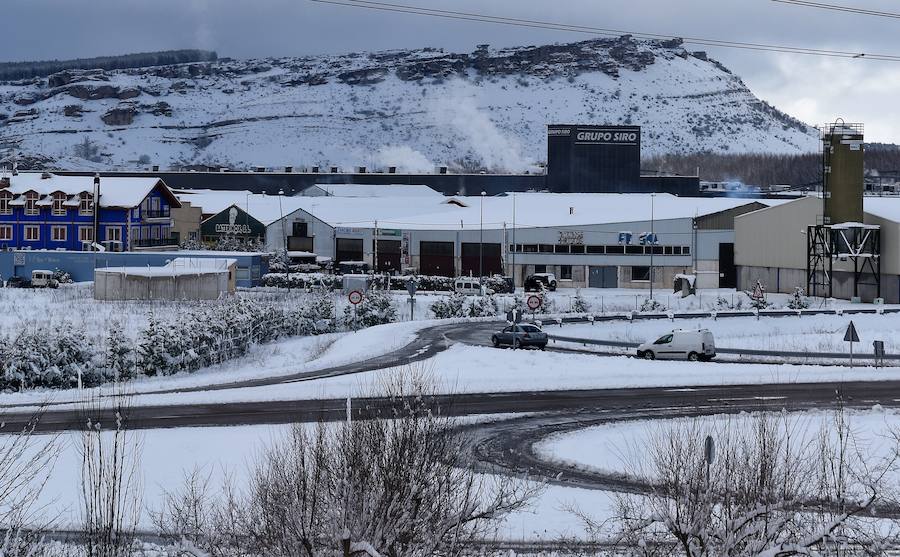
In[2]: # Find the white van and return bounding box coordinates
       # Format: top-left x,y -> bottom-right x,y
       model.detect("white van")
636,329 -> 715,361
31,270 -> 59,289
454,278 -> 489,296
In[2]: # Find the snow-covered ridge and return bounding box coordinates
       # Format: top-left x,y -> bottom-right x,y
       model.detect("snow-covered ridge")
0,36 -> 819,172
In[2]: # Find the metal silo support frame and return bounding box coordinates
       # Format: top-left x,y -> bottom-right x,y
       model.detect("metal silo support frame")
807,225 -> 833,299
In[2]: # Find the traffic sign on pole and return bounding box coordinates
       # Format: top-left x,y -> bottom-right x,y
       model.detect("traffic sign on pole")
348,290 -> 363,305
527,295 -> 542,311
844,321 -> 860,368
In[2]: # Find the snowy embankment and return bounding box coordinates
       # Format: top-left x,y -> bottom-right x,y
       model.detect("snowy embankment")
556,310 -> 900,354
534,407 -> 900,479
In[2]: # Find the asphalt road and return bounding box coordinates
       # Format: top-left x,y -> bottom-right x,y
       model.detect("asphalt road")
0,318 -> 897,437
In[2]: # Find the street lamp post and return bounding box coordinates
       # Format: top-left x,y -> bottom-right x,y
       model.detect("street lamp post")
479,191 -> 486,284
650,193 -> 655,300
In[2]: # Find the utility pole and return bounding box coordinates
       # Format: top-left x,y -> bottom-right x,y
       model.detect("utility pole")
92,174 -> 100,251
278,189 -> 288,288
512,192 -> 516,288
479,191 -> 486,283
374,219 -> 379,274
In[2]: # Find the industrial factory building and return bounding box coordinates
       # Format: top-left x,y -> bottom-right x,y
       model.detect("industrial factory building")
255,192 -> 779,289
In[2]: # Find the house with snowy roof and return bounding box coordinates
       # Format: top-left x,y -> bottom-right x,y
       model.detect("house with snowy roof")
0,172 -> 181,251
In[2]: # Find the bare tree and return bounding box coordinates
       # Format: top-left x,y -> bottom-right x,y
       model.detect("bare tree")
0,407 -> 60,556
79,393 -> 143,557
574,410 -> 900,557
154,371 -> 540,556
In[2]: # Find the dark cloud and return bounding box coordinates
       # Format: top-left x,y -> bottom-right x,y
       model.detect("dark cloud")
5,0 -> 900,141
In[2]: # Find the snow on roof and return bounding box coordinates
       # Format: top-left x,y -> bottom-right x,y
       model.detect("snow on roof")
175,189 -> 315,226
278,192 -> 788,231
312,184 -> 442,198
863,198 -> 900,224
4,173 -> 175,208
95,257 -> 237,277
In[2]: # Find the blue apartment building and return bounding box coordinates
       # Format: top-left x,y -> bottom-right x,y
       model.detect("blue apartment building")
0,173 -> 181,251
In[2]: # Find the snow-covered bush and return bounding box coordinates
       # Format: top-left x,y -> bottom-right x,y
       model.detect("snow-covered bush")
105,325 -> 135,380
572,290 -> 591,313
715,295 -> 743,310
345,290 -> 397,328
429,292 -> 467,319
52,268 -> 73,284
1,324 -> 105,390
639,298 -> 666,313
466,295 -> 499,318
787,286 -> 809,310
261,272 -> 341,290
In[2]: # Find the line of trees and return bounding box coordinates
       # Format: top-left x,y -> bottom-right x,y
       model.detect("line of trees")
644,143 -> 900,188
0,49 -> 218,81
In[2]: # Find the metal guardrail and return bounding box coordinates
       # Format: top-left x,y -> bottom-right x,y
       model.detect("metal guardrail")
546,306 -> 900,361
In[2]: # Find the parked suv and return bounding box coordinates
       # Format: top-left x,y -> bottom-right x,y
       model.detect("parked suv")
524,273 -> 557,292
637,329 -> 716,361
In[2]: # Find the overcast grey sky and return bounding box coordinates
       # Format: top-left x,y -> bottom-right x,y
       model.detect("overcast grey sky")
6,0 -> 900,142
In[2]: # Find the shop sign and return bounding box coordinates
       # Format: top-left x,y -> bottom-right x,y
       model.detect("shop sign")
558,231 -> 584,245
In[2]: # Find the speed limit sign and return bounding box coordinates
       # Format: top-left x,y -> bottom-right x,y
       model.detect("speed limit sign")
348,290 -> 363,305
527,295 -> 542,311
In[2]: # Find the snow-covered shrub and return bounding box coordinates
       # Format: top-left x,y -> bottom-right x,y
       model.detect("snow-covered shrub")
429,292 -> 467,319
466,295 -> 499,318
787,287 -> 809,310
261,272 -> 341,290
105,325 -> 135,380
345,290 -> 397,328
572,290 -> 591,313
52,268 -> 73,284
1,324 -> 105,390
639,298 -> 666,313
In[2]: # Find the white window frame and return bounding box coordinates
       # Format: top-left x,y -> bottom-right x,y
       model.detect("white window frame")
51,193 -> 66,216
0,226 -> 11,241
79,193 -> 94,216
78,226 -> 94,243
0,193 -> 11,216
105,226 -> 122,242
24,225 -> 39,241
24,193 -> 38,216
51,225 -> 67,242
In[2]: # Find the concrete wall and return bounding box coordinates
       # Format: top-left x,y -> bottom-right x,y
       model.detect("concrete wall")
94,270 -> 232,301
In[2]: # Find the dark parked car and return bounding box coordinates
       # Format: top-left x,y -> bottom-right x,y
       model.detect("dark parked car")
5,276 -> 30,288
524,273 -> 557,292
491,324 -> 548,350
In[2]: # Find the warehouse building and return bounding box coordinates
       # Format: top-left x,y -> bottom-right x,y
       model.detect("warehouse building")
263,192 -> 779,289
734,195 -> 900,302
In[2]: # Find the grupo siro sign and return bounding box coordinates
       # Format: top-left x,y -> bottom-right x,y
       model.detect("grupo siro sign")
574,129 -> 639,145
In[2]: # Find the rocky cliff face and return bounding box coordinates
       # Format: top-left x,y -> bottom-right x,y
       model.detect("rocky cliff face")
0,36 -> 819,171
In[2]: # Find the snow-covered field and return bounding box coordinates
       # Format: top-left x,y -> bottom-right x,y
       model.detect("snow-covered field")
557,310 -> 900,354
534,407 -> 900,480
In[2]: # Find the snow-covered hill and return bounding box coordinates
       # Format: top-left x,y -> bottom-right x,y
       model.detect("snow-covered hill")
0,36 -> 820,172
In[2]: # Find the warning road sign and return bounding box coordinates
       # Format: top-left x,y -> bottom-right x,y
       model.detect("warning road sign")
844,321 -> 860,343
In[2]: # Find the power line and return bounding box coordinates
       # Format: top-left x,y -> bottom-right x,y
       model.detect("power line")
771,0 -> 900,19
310,0 -> 900,61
